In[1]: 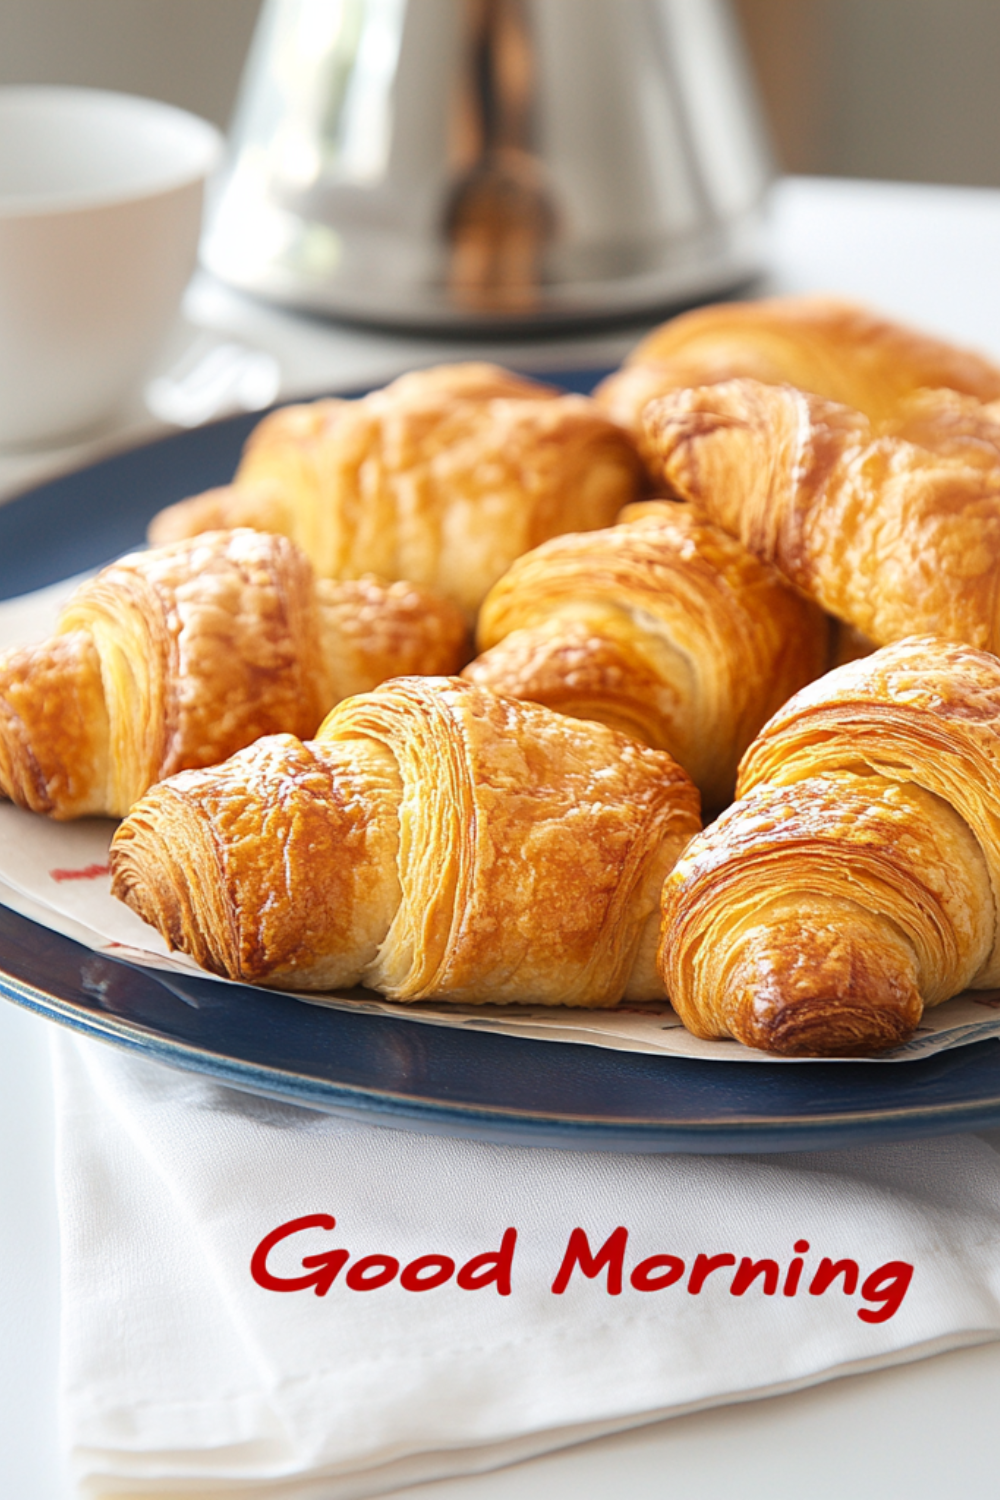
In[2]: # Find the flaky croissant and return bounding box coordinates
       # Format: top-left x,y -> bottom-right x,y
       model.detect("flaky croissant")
147,362 -> 644,619
659,636 -> 1000,1057
643,378 -> 1000,654
0,529 -> 466,820
463,502 -> 829,808
110,676 -> 701,1006
594,295 -> 1000,468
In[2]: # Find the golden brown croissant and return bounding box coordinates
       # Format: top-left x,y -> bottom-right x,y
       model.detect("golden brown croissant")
593,295 -> 1000,468
659,635 -> 1000,1057
643,378 -> 1000,654
110,676 -> 701,1005
463,501 -> 829,809
0,529 -> 467,820
147,362 -> 644,619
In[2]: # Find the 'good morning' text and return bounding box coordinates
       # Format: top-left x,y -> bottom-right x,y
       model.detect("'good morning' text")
251,1217 -> 913,1322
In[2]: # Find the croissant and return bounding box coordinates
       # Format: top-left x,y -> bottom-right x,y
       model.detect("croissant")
643,378 -> 1000,654
594,295 -> 1000,469
110,676 -> 701,1006
463,501 -> 829,809
659,635 -> 1000,1057
147,362 -> 645,619
0,529 -> 467,820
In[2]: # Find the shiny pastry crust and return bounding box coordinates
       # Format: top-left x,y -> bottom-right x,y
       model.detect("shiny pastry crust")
464,502 -> 829,808
0,530 -> 467,820
111,735 -> 405,992
643,378 -> 1000,653
659,636 -> 1000,1056
737,635 -> 1000,979
0,631 -> 110,818
65,529 -> 329,810
110,676 -> 701,1006
594,295 -> 1000,466
315,575 -> 469,703
148,362 -> 644,619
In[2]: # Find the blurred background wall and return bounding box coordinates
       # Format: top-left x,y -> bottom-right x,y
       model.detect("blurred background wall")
0,0 -> 262,131
733,0 -> 1000,187
1,0 -> 999,188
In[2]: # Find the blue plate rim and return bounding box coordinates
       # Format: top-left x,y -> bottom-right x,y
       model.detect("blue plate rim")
3,920 -> 1000,1152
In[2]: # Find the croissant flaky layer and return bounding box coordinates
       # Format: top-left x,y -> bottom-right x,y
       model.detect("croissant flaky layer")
594,295 -> 1000,465
0,529 -> 467,819
110,677 -> 701,1007
148,362 -> 645,618
659,636 -> 1000,1056
313,574 -> 468,704
464,501 -> 829,808
643,378 -> 1000,653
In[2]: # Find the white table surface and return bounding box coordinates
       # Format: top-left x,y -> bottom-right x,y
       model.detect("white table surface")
3,175 -> 1000,1498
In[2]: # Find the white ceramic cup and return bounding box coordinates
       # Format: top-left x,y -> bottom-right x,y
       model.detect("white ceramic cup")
0,87 -> 223,449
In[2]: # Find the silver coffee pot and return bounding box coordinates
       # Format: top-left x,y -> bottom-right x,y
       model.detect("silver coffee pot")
202,0 -> 772,330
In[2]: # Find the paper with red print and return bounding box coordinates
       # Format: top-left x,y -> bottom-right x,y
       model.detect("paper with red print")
4,580 -> 1000,1064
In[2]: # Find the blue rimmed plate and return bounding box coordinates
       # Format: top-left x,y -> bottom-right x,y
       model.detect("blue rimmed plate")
2,376 -> 1000,1152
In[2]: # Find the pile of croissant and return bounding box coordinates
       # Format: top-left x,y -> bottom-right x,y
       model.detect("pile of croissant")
7,302 -> 1000,1057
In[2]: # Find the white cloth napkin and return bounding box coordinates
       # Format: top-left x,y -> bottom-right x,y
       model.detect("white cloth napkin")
54,1033 -> 1000,1500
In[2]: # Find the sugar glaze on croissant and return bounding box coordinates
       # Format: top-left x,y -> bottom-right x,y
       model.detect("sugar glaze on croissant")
464,502 -> 829,808
110,677 -> 701,1006
0,529 -> 466,819
148,363 -> 645,619
659,636 -> 1000,1057
644,378 -> 1000,654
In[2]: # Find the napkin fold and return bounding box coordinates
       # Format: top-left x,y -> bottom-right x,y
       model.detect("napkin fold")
55,1033 -> 1000,1500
